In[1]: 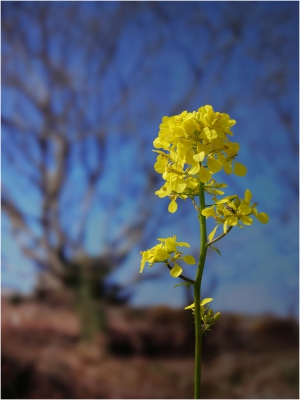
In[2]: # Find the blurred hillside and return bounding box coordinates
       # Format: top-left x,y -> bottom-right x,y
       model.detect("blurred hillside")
2,293 -> 298,399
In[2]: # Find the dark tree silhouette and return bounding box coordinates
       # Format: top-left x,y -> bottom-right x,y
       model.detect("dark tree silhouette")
2,2 -> 298,308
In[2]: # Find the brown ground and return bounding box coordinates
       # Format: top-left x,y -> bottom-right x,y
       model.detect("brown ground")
1,294 -> 299,399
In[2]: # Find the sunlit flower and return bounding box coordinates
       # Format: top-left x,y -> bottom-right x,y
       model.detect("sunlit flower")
140,236 -> 196,278
152,105 -> 247,212
202,190 -> 269,241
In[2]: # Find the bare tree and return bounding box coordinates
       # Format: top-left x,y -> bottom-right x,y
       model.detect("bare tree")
2,2 -> 297,307
1,2 -> 163,294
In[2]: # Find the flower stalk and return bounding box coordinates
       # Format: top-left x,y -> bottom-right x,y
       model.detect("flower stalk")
139,104 -> 269,399
194,180 -> 208,398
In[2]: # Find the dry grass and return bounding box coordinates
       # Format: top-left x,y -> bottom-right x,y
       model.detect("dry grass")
1,295 -> 298,399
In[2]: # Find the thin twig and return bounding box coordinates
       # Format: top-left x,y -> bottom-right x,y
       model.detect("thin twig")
166,263 -> 195,285
206,226 -> 233,246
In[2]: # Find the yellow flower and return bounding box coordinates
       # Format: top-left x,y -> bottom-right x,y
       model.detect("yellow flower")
202,190 -> 269,241
152,105 -> 250,212
140,236 -> 196,278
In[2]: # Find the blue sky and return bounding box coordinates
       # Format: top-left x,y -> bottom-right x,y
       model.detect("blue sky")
1,1 -> 299,317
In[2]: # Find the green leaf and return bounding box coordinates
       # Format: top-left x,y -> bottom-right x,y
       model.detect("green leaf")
174,282 -> 191,289
211,246 -> 221,256
214,312 -> 221,321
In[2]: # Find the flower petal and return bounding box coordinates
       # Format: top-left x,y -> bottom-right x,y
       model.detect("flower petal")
239,204 -> 252,215
154,248 -> 170,261
182,117 -> 199,135
183,255 -> 196,264
234,162 -> 247,176
188,162 -> 200,175
226,215 -> 238,226
193,151 -> 205,162
170,263 -> 182,278
244,189 -> 252,203
184,303 -> 194,310
223,162 -> 232,175
200,298 -> 213,306
140,257 -> 146,273
202,206 -> 215,217
175,178 -> 187,193
164,237 -> 177,252
176,241 -> 190,247
256,212 -> 269,224
199,165 -> 212,183
155,187 -> 170,198
208,225 -> 219,242
240,215 -> 253,225
207,157 -> 222,173
168,199 -> 178,213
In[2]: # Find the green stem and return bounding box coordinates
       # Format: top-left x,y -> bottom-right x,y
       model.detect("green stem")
194,181 -> 208,399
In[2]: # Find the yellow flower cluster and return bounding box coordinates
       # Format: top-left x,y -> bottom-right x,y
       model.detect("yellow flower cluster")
202,189 -> 269,241
140,236 -> 196,278
140,105 -> 269,280
153,105 -> 247,213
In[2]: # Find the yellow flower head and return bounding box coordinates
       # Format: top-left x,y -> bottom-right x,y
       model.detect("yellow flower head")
202,190 -> 269,241
140,236 -> 196,278
153,105 -> 247,212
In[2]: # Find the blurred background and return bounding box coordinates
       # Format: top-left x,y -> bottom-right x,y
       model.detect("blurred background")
1,1 -> 299,399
